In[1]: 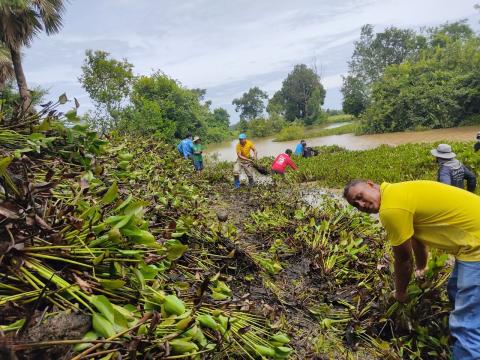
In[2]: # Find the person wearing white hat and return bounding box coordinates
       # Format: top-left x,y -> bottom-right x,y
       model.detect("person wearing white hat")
431,144 -> 476,192
474,132 -> 480,152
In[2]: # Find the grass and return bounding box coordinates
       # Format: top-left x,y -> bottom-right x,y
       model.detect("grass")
274,121 -> 359,142
324,114 -> 354,123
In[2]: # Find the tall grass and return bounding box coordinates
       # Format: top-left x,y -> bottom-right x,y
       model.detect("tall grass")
324,114 -> 354,123
274,121 -> 359,141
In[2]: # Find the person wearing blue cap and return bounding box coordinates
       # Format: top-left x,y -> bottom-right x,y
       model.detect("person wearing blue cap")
234,133 -> 257,188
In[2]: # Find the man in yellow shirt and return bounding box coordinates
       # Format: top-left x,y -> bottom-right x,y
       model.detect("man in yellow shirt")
344,180 -> 480,360
234,133 -> 257,188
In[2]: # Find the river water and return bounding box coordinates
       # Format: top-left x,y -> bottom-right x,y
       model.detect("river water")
206,125 -> 479,162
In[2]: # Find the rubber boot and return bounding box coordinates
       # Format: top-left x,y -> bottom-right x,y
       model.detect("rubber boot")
248,177 -> 254,187
234,177 -> 240,189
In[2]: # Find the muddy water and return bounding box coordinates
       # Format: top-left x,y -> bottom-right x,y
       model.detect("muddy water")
207,125 -> 479,162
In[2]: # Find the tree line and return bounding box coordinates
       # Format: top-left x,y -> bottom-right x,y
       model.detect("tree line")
342,17 -> 480,133
231,64 -> 327,138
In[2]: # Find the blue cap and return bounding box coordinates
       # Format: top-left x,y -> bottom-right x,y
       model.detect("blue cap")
239,133 -> 247,139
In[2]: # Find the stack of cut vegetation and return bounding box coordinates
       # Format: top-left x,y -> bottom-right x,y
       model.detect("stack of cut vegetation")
0,97 -> 289,359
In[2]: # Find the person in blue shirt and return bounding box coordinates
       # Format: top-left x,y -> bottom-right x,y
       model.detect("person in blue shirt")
177,133 -> 194,159
294,140 -> 306,156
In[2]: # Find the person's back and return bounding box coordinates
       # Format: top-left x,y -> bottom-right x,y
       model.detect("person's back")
179,137 -> 194,159
437,158 -> 476,192
271,151 -> 297,174
294,143 -> 303,156
380,180 -> 480,260
431,143 -> 476,192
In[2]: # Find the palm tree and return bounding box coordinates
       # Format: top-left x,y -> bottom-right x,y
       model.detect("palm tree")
0,42 -> 14,89
0,0 -> 65,112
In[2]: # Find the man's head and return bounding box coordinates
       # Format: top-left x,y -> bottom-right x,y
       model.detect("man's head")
476,132 -> 480,141
186,133 -> 193,139
301,140 -> 306,146
343,180 -> 381,214
239,133 -> 247,145
430,143 -> 456,161
285,149 -> 292,156
193,136 -> 201,143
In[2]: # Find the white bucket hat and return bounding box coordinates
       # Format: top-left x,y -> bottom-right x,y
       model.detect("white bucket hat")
430,144 -> 456,159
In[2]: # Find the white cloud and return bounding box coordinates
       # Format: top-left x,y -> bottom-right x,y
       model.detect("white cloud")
23,0 -> 480,120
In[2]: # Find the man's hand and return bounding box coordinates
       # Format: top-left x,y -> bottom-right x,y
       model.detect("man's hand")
415,267 -> 426,280
393,290 -> 409,303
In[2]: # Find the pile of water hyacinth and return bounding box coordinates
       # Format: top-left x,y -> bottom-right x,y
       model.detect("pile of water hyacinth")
0,97 -> 293,359
0,95 -> 454,359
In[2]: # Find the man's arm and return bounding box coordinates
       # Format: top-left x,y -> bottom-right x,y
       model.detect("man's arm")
237,151 -> 251,161
411,237 -> 428,274
287,157 -> 297,170
463,166 -> 477,192
251,146 -> 257,160
392,239 -> 414,302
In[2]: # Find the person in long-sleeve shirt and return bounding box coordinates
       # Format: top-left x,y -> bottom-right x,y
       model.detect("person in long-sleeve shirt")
177,134 -> 194,159
431,144 -> 476,192
271,149 -> 297,176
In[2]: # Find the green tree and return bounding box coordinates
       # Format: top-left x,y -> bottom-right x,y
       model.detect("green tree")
79,50 -> 134,133
342,24 -> 427,117
210,107 -> 230,128
349,24 -> 426,85
0,0 -> 65,112
232,86 -> 268,120
279,64 -> 326,123
362,36 -> 480,133
118,98 -> 176,141
128,71 -> 204,140
428,20 -> 474,48
341,75 -> 369,116
266,90 -> 285,116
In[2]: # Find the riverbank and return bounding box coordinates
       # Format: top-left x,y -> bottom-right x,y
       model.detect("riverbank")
273,120 -> 358,142
206,125 -> 480,162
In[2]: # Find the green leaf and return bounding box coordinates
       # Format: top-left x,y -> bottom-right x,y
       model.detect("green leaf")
92,313 -> 115,338
114,194 -> 133,212
90,295 -> 115,323
0,318 -> 25,331
65,109 -> 80,122
99,279 -> 126,290
73,331 -> 98,352
120,227 -> 156,244
165,239 -> 188,261
101,181 -> 118,205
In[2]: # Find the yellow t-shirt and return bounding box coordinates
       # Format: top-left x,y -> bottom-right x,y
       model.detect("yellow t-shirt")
236,140 -> 254,159
379,180 -> 480,261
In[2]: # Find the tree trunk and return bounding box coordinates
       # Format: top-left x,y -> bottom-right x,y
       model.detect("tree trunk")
9,45 -> 31,114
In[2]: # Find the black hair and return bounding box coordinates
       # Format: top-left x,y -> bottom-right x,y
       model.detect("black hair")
343,179 -> 367,199
186,133 -> 192,138
285,149 -> 292,155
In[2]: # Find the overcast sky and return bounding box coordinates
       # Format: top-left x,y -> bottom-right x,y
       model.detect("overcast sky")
24,0 -> 479,123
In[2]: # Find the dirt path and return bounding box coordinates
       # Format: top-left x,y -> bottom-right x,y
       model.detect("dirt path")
208,183 -> 378,359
